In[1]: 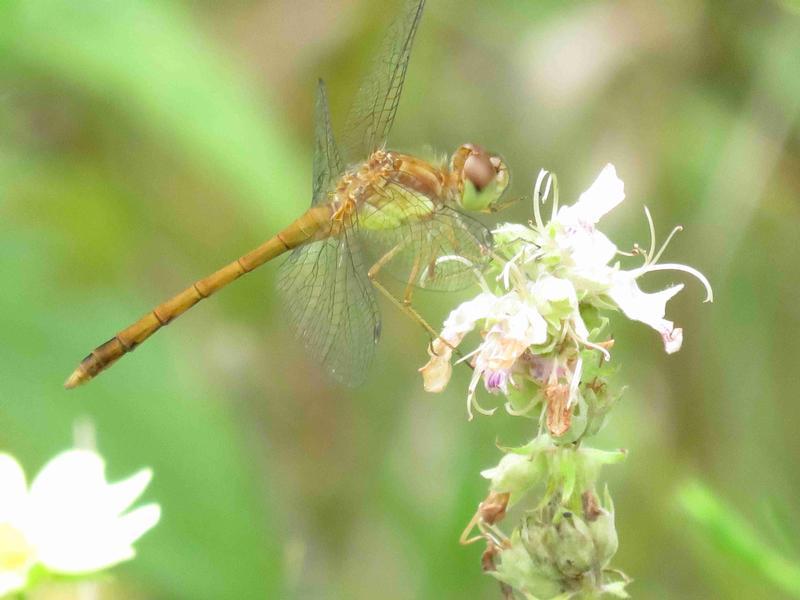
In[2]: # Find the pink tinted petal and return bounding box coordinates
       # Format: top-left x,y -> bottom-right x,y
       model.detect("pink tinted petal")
483,370 -> 509,394
662,327 -> 683,354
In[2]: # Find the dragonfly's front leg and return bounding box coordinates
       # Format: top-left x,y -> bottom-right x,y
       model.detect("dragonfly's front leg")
368,245 -> 460,357
368,248 -> 440,342
488,194 -> 522,213
402,253 -> 422,306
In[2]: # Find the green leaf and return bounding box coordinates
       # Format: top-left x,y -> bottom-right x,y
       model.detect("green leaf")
0,0 -> 307,225
678,481 -> 800,597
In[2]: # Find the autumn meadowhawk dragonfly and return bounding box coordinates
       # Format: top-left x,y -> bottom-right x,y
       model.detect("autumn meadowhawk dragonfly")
65,0 -> 511,389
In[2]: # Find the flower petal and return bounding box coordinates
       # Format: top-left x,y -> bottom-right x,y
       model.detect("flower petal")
0,570 -> 27,597
38,535 -> 135,574
0,522 -> 35,595
441,293 -> 497,340
26,449 -> 159,575
662,327 -> 683,354
608,276 -> 685,353
419,351 -> 453,393
114,503 -> 161,548
106,468 -> 153,516
568,229 -> 618,275
29,449 -> 106,506
34,502 -> 161,574
572,163 -> 625,224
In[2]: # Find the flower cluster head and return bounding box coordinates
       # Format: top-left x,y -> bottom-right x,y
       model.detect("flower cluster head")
423,164 -> 712,599
421,163 -> 712,427
0,449 -> 160,597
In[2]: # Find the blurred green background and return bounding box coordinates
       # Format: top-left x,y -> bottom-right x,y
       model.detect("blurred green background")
1,0 -> 799,598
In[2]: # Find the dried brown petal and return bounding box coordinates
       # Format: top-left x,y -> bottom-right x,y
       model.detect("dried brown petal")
479,491 -> 511,525
481,543 -> 499,572
582,490 -> 602,522
545,384 -> 572,437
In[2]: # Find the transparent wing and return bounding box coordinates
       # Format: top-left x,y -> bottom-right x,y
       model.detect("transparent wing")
341,0 -> 425,161
357,187 -> 493,292
312,79 -> 345,205
277,225 -> 380,386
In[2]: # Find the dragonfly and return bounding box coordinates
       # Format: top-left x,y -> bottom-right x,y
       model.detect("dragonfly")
65,0 -> 511,389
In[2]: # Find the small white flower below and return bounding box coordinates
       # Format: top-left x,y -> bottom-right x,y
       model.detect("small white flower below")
0,449 -> 160,597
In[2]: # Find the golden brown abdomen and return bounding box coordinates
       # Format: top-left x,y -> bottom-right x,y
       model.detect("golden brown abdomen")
64,204 -> 331,388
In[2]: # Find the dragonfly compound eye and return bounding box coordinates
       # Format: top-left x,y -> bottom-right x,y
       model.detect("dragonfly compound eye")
463,148 -> 496,192
455,144 -> 510,213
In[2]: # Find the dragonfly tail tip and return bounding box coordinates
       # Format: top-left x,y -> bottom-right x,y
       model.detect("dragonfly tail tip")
64,367 -> 88,390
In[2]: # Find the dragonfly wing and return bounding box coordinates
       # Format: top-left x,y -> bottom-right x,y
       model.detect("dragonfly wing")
341,0 -> 425,161
312,79 -> 345,205
358,189 -> 493,292
277,226 -> 380,386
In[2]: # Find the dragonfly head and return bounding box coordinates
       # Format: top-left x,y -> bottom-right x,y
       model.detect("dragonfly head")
452,144 -> 510,213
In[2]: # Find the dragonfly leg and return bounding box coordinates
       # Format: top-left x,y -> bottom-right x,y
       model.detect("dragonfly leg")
369,278 -> 441,342
402,254 -> 422,306
368,247 -> 441,342
488,195 -> 521,213
368,247 -> 462,358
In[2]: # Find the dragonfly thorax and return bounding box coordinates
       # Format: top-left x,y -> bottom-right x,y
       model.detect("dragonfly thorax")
330,150 -> 451,222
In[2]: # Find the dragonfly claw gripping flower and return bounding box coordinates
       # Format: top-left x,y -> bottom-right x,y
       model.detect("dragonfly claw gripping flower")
421,164 -> 711,599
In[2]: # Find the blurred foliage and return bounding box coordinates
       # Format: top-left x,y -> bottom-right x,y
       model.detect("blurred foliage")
0,0 -> 798,598
678,481 -> 800,597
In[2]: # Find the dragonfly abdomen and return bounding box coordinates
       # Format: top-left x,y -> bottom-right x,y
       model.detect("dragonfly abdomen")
64,205 -> 330,389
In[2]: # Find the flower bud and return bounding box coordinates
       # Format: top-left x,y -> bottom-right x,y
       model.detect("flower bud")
584,490 -> 618,569
481,452 -> 543,499
491,531 -> 563,599
550,511 -> 596,578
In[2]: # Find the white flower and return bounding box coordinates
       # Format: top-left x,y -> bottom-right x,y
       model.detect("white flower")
421,163 -> 712,418
547,163 -> 712,353
463,292 -> 547,420
550,165 -> 622,285
420,289 -> 548,419
420,293 -> 496,393
0,450 -> 160,595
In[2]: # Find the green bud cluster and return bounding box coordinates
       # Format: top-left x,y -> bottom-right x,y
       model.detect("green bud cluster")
492,489 -> 629,599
